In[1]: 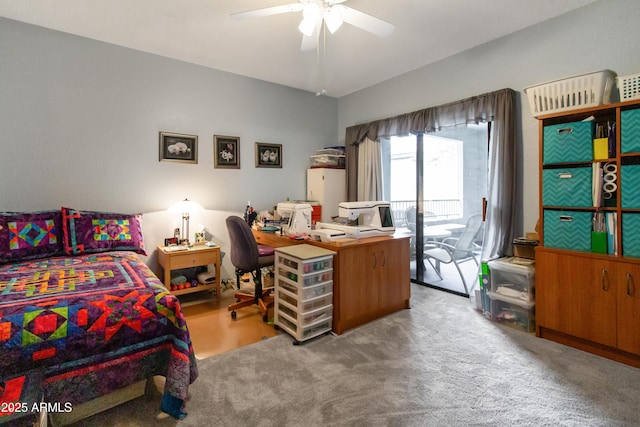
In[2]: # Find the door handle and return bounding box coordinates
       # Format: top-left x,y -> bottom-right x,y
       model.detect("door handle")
627,272 -> 635,296
602,268 -> 609,291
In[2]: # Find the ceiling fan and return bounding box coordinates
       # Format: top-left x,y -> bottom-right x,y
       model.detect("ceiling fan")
231,0 -> 395,51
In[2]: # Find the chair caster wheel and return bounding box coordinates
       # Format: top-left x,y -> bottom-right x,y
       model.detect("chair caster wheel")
263,314 -> 268,322
231,311 -> 237,320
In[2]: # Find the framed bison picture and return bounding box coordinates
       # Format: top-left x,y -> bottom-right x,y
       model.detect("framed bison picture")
255,142 -> 282,168
159,132 -> 198,164
214,135 -> 240,169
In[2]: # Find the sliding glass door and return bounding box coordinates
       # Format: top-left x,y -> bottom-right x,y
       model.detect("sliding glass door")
382,124 -> 489,296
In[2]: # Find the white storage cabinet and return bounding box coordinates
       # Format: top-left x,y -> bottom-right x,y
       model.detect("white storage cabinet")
274,244 -> 336,343
306,168 -> 346,223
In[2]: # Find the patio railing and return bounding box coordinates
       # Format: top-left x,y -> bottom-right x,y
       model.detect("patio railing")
390,199 -> 462,226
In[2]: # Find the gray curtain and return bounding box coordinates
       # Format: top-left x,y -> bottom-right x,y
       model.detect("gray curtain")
344,88 -> 517,259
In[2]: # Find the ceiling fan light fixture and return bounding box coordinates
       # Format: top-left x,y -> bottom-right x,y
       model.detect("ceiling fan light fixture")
298,2 -> 321,36
298,18 -> 317,36
324,6 -> 344,34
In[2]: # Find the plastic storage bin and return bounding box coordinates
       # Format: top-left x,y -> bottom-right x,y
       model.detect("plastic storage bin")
488,257 -> 535,302
310,154 -> 345,168
621,109 -> 640,154
543,121 -> 594,164
488,292 -> 536,333
542,167 -> 592,207
525,70 -> 616,117
543,210 -> 592,252
617,73 -> 640,102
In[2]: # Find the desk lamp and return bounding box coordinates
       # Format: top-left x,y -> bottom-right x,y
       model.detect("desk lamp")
169,198 -> 204,245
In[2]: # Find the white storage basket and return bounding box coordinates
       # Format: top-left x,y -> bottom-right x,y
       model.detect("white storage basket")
617,73 -> 640,102
524,70 -> 616,117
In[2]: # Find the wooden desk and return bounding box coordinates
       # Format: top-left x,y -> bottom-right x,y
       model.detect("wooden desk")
253,230 -> 411,334
157,245 -> 221,302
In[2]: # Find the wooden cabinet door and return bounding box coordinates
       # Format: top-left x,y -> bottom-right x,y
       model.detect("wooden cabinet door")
376,238 -> 410,309
537,250 -> 616,346
614,261 -> 640,354
337,245 -> 379,324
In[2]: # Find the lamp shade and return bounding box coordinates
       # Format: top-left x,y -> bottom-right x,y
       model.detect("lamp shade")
168,198 -> 204,214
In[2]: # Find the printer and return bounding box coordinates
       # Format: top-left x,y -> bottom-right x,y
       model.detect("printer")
276,202 -> 312,236
311,201 -> 395,242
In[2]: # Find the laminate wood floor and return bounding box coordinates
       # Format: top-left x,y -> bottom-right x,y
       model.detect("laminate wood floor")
180,282 -> 280,360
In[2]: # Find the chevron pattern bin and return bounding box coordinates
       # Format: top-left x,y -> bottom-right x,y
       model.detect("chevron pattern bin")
543,210 -> 592,252
621,164 -> 640,208
543,121 -> 594,164
542,167 -> 592,207
622,213 -> 640,258
621,108 -> 640,154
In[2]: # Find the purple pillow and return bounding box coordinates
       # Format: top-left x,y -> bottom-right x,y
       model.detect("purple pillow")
62,207 -> 146,256
0,210 -> 63,264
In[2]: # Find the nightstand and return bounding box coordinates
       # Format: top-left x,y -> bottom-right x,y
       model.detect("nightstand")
157,245 -> 221,302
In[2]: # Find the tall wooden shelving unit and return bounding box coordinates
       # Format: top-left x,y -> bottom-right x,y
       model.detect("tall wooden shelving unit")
536,99 -> 640,368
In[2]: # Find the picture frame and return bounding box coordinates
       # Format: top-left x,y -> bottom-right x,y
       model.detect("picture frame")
213,135 -> 240,169
255,142 -> 282,168
159,132 -> 198,164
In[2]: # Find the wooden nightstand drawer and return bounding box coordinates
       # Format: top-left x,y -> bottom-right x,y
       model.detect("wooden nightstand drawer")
169,251 -> 217,269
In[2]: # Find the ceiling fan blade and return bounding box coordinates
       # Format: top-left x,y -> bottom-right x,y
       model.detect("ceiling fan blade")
340,6 -> 395,37
231,3 -> 304,20
300,21 -> 321,51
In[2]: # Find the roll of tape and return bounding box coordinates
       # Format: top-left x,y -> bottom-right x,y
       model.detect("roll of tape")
603,172 -> 617,183
603,181 -> 617,193
603,163 -> 618,174
603,191 -> 613,200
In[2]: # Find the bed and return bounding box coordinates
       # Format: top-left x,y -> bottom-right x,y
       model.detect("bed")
0,208 -> 198,425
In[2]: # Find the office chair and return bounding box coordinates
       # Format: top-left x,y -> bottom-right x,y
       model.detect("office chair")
422,214 -> 483,294
225,216 -> 275,322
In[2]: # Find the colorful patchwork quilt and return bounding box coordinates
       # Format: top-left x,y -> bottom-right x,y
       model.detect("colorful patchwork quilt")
0,251 -> 198,424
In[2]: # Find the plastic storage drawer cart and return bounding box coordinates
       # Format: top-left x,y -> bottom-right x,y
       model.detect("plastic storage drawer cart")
274,244 -> 336,343
542,167 -> 592,207
543,121 -> 595,164
543,210 -> 592,252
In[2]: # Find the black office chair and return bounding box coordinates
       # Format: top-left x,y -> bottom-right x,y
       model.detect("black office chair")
225,216 -> 275,322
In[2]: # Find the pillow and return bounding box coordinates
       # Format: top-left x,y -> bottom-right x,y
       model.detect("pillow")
0,210 -> 63,264
62,207 -> 147,256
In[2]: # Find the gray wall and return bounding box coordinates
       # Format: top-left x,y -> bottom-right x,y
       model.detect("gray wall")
0,17 -> 337,215
337,0 -> 640,235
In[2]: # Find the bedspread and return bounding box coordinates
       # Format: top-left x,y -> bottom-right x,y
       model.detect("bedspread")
0,251 -> 198,423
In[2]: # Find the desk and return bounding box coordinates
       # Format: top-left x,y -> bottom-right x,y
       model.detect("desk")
253,229 -> 411,334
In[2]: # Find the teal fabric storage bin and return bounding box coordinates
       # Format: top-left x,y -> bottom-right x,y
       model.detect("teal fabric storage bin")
542,167 -> 592,207
543,121 -> 594,164
621,109 -> 640,154
622,213 -> 640,257
543,210 -> 592,252
621,164 -> 640,208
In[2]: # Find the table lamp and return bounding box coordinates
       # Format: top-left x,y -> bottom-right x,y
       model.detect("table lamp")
169,198 -> 204,245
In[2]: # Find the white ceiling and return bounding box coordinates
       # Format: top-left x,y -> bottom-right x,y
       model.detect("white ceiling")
0,0 -> 597,97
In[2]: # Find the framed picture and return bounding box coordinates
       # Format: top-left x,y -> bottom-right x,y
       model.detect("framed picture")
213,135 -> 240,169
255,142 -> 282,168
159,132 -> 198,164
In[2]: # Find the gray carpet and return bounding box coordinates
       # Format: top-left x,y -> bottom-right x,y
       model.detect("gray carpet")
76,283 -> 640,426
